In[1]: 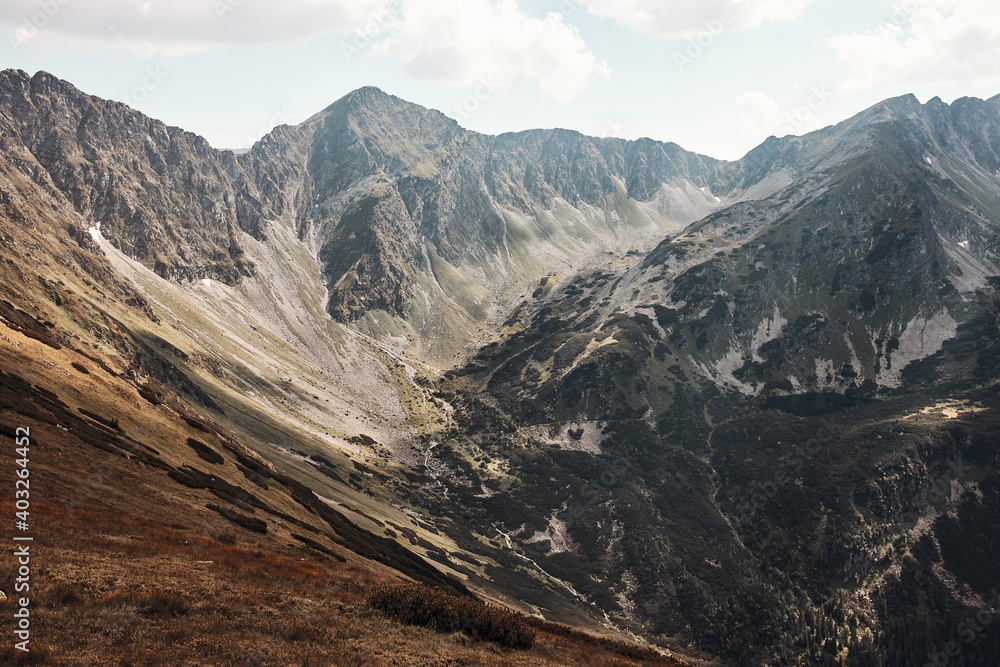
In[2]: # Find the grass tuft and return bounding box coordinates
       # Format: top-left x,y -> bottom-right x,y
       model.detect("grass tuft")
367,584 -> 536,650
96,590 -> 191,616
39,580 -> 86,607
0,643 -> 50,664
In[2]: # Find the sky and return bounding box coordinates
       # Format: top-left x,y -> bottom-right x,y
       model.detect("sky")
2,0 -> 999,160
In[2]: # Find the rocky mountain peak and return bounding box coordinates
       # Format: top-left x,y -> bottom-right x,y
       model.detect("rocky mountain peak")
3,71 -> 1000,666
0,69 -> 280,283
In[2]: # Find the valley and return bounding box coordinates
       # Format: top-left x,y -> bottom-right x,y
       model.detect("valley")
1,68 -> 999,665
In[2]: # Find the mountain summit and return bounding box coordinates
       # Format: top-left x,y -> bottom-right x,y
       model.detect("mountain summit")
1,71 -> 999,665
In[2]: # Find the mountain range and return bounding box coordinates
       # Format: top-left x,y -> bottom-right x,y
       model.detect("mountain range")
1,68 -> 998,665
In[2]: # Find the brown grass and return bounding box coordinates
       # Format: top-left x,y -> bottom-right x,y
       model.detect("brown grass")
0,342 -> 695,667
0,643 -> 51,664
94,590 -> 191,616
0,493 -> 685,666
367,583 -> 536,649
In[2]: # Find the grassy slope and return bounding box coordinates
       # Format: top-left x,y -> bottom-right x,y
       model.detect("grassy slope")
0,323 -> 695,667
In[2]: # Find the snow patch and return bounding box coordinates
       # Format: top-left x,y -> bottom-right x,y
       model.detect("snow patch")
524,507 -> 579,556
537,421 -> 605,454
741,167 -> 794,201
751,306 -> 787,362
701,345 -> 757,395
922,154 -> 950,180
877,310 -> 958,388
941,231 -> 996,292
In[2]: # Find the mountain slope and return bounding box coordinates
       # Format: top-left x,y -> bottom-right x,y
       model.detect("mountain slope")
1,71 -> 999,665
0,70 -> 273,282
293,86 -> 737,362
423,93 -> 1000,663
0,70 -> 737,364
0,72 -> 697,665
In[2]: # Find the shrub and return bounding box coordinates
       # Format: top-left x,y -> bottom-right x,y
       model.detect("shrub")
96,591 -> 190,616
291,533 -> 346,563
215,531 -> 238,545
16,326 -> 61,349
527,617 -> 678,663
277,622 -> 319,642
137,385 -> 162,405
40,580 -> 85,607
367,584 -> 535,650
78,408 -> 121,432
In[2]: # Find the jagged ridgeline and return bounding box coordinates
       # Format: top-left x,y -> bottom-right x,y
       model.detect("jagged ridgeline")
1,68 -> 1000,665
1,70 -> 737,364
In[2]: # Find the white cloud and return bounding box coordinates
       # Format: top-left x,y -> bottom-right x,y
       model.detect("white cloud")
3,0 -> 390,55
736,91 -> 783,133
736,89 -> 828,138
378,0 -> 609,102
828,0 -> 1000,94
580,0 -> 815,38
4,0 -> 608,102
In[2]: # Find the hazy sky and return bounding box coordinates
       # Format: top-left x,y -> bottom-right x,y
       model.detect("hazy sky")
2,0 -> 999,160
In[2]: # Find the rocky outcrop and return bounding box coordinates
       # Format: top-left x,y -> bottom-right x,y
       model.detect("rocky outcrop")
2,69 -> 998,367
0,69 -> 277,283
294,87 -> 731,328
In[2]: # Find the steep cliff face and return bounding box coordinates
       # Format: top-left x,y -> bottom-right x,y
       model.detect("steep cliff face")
0,73 -> 743,362
0,70 -> 282,282
613,94 -> 1000,395
421,93 -> 1000,664
283,87 -> 734,360
2,72 -> 1000,665
285,89 -> 1000,365
6,72 -> 996,372
0,68 -> 735,366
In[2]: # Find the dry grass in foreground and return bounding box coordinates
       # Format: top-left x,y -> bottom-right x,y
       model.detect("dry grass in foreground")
367,584 -> 536,650
0,332 -> 695,666
0,499 -> 689,666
